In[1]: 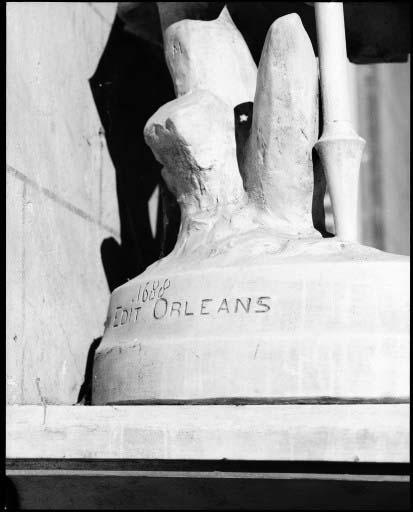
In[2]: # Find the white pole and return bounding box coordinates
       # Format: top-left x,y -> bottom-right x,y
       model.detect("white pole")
315,2 -> 351,125
314,2 -> 365,242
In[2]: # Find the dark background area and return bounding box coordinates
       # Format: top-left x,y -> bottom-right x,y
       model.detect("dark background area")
90,14 -> 177,293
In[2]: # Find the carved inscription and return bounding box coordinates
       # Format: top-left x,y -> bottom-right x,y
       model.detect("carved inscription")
153,296 -> 271,320
111,277 -> 272,328
112,303 -> 142,328
111,278 -> 171,328
135,278 -> 170,304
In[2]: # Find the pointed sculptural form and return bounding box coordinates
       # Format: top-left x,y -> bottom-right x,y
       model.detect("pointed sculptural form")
92,9 -> 409,406
244,14 -> 319,237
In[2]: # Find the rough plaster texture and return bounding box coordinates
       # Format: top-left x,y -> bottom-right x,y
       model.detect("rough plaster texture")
245,14 -> 319,236
6,3 -> 119,404
162,6 -> 257,108
145,90 -> 245,214
143,13 -> 323,263
144,90 -> 261,258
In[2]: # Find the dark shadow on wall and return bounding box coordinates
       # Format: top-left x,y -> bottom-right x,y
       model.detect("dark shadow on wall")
89,14 -> 178,294
311,93 -> 333,239
227,2 -> 410,65
76,336 -> 102,405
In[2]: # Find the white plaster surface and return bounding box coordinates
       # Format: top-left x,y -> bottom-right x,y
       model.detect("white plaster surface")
245,14 -> 319,236
163,7 -> 257,108
6,2 -> 119,404
93,254 -> 409,404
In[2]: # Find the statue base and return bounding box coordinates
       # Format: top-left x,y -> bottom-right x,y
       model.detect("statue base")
92,240 -> 409,405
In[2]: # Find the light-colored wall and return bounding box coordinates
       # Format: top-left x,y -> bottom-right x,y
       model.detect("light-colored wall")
6,2 -> 119,404
325,59 -> 410,255
356,61 -> 410,255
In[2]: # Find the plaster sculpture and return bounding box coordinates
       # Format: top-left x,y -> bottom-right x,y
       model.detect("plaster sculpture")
161,6 -> 257,108
244,13 -> 319,237
92,8 -> 409,405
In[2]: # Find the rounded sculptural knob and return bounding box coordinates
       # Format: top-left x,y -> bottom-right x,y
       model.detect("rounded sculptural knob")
144,88 -> 266,259
144,89 -> 246,217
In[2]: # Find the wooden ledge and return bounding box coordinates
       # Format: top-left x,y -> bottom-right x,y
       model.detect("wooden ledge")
6,403 -> 409,462
6,404 -> 409,509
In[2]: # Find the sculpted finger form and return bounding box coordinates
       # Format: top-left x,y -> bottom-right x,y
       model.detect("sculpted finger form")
244,14 -> 319,237
161,6 -> 257,108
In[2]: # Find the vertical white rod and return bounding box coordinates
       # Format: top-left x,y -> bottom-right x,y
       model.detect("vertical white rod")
315,2 -> 351,125
314,2 -> 365,242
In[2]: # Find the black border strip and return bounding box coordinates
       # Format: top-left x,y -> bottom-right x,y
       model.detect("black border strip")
104,397 -> 410,405
6,459 -> 410,476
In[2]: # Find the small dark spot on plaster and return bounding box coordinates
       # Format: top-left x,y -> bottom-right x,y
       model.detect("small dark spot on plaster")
35,377 -> 47,424
300,127 -> 309,142
253,344 -> 260,359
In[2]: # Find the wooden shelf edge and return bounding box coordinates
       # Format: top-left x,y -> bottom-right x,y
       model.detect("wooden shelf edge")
6,403 -> 410,463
